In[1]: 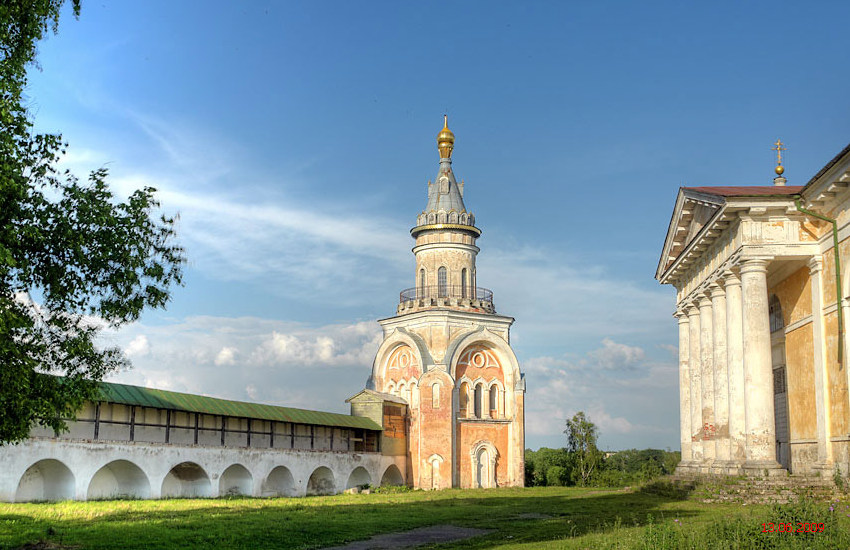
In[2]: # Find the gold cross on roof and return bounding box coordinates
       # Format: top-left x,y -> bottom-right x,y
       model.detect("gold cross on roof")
772,138 -> 786,166
772,139 -> 787,176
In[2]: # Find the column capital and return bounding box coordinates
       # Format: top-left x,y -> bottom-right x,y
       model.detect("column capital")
686,303 -> 701,317
698,295 -> 713,308
723,268 -> 741,287
674,308 -> 690,322
708,281 -> 726,298
739,257 -> 771,275
808,255 -> 823,274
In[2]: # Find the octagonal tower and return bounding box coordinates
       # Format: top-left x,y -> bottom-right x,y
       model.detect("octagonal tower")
366,118 -> 525,489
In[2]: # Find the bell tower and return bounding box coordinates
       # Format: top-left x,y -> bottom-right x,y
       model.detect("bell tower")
367,118 -> 525,489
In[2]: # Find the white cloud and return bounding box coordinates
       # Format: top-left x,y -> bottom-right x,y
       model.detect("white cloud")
123,335 -> 150,358
588,338 -> 645,370
214,346 -> 237,366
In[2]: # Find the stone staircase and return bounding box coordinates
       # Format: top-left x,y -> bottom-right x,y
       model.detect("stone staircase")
667,473 -> 842,504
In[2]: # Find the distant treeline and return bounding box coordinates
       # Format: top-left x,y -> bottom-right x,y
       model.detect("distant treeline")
524,447 -> 680,487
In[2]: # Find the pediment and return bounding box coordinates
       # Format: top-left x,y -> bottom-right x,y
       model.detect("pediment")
656,189 -> 724,279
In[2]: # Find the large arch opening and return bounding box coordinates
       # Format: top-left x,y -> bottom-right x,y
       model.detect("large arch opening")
87,460 -> 150,500
161,462 -> 212,498
380,464 -> 404,487
219,464 -> 253,497
306,466 -> 336,496
262,466 -> 297,497
15,459 -> 75,502
345,466 -> 372,490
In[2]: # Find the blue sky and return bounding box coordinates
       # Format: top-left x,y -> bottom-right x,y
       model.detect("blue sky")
26,1 -> 850,451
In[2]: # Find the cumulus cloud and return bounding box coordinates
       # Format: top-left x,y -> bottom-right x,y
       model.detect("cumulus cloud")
588,338 -> 645,370
123,335 -> 150,358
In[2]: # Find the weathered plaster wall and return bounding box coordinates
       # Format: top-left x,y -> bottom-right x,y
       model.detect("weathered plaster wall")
456,422 -> 509,487
1,438 -> 405,502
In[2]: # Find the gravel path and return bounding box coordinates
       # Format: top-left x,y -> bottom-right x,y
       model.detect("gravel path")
324,525 -> 494,549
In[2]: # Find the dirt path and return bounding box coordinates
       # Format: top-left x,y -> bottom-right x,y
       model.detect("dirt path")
324,525 -> 494,549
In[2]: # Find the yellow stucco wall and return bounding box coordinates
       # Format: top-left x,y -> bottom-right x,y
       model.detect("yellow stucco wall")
825,311 -> 849,435
785,325 -> 817,440
772,266 -> 812,326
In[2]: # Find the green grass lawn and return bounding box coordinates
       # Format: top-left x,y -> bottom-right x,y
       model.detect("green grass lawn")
1,484 -> 849,549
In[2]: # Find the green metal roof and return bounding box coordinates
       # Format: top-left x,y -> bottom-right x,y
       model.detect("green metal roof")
97,380 -> 382,431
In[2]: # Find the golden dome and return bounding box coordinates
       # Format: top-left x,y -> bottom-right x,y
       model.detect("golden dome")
437,115 -> 454,159
775,164 -> 785,175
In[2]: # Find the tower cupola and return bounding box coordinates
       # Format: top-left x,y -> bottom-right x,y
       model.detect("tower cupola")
398,118 -> 493,314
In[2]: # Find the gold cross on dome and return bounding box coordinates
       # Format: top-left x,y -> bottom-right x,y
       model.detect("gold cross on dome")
772,138 -> 786,166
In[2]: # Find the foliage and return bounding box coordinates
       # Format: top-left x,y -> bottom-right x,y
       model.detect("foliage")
0,0 -> 184,443
565,411 -> 603,486
2,487 -> 849,549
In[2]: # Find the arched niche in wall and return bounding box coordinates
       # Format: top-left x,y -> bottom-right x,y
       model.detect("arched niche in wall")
87,460 -> 150,500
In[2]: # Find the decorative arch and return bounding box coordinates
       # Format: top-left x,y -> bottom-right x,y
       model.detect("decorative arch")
87,460 -> 150,500
370,329 -> 430,390
15,459 -> 75,502
161,462 -> 211,498
447,328 -> 522,390
219,464 -> 253,497
380,464 -> 404,487
427,454 -> 444,490
470,440 -> 499,488
262,466 -> 296,497
345,466 -> 372,489
306,466 -> 336,496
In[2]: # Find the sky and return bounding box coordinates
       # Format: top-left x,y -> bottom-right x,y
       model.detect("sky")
24,1 -> 850,451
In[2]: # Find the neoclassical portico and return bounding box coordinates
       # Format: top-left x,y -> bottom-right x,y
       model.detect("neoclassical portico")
658,141 -> 850,478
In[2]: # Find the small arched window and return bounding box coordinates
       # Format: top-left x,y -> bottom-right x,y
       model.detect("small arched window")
769,294 -> 784,333
459,382 -> 469,418
461,268 -> 468,298
489,386 -> 498,416
419,268 -> 426,298
438,267 -> 447,297
474,384 -> 483,418
432,383 -> 440,408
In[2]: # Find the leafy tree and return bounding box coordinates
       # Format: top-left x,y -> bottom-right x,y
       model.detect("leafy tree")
564,411 -> 603,486
1,0 -> 184,443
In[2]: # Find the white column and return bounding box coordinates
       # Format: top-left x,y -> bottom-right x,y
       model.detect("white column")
740,258 -> 782,471
675,308 -> 692,467
724,269 -> 746,468
699,295 -> 716,468
808,256 -> 833,466
710,282 -> 731,469
687,304 -> 703,463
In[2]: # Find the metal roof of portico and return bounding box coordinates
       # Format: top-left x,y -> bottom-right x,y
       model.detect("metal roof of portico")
97,380 -> 382,431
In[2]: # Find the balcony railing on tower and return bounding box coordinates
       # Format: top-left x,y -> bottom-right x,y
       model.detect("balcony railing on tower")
397,285 -> 495,313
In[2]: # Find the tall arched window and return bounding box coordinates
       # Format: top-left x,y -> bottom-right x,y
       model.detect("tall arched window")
438,267 -> 447,297
419,269 -> 426,298
474,383 -> 483,418
769,294 -> 784,333
489,386 -> 498,417
461,268 -> 468,298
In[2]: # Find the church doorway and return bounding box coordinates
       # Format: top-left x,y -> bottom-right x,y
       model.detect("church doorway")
769,295 -> 791,471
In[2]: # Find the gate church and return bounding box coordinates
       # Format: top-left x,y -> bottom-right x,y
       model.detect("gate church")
0,119 -> 525,501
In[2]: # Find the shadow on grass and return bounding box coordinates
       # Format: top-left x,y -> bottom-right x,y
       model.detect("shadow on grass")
1,486 -> 705,550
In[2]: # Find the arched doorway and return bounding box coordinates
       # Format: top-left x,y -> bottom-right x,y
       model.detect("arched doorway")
470,441 -> 497,489
87,460 -> 150,500
15,459 -> 75,502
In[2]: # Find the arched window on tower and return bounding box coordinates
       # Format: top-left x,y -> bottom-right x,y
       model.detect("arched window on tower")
461,268 -> 468,298
419,269 -> 426,298
474,383 -> 483,418
438,267 -> 447,297
769,294 -> 784,334
489,386 -> 498,418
